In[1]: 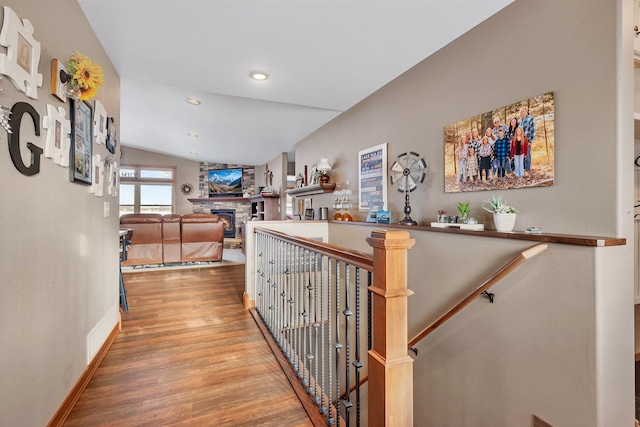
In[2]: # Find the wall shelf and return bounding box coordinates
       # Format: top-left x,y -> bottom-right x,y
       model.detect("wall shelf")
329,220 -> 626,247
286,183 -> 336,197
188,197 -> 251,203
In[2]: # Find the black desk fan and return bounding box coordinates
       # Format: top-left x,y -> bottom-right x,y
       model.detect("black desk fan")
390,151 -> 427,225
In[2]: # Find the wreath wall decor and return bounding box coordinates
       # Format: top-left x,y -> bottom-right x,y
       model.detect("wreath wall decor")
180,183 -> 194,195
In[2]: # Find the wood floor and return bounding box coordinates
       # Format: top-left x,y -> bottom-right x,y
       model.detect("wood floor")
65,265 -> 313,427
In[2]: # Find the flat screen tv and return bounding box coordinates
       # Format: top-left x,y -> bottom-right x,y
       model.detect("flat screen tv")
209,168 -> 243,197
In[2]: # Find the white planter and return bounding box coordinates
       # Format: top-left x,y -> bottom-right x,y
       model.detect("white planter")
493,213 -> 517,232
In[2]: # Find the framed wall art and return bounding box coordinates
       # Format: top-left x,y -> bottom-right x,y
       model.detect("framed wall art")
50,58 -> 67,102
106,116 -> 117,154
69,99 -> 93,185
444,91 -> 555,193
108,161 -> 119,197
358,143 -> 387,211
43,104 -> 70,167
0,6 -> 43,99
93,100 -> 107,145
91,154 -> 104,197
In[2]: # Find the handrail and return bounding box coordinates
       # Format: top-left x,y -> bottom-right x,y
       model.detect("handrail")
253,226 -> 374,271
407,243 -> 548,349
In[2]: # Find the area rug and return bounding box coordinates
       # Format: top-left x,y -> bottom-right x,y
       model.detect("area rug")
122,249 -> 246,273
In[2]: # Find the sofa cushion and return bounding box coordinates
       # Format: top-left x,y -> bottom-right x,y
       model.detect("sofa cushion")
181,214 -> 224,262
120,214 -> 163,265
162,214 -> 182,264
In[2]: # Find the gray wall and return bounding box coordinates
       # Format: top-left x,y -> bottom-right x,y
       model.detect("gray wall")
295,0 -> 635,425
0,1 -> 121,425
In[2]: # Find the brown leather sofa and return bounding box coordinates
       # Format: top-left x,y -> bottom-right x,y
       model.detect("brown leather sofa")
120,214 -> 163,266
181,214 -> 224,262
120,213 -> 224,266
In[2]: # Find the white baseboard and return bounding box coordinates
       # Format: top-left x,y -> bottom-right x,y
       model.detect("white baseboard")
86,303 -> 119,364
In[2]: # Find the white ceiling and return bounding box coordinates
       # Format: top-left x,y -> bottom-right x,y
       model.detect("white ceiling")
78,0 -> 513,166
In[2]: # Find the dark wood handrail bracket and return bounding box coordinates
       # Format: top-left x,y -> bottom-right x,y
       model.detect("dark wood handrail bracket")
407,243 -> 548,350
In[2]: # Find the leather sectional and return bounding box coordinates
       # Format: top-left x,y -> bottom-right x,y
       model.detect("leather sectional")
120,213 -> 225,266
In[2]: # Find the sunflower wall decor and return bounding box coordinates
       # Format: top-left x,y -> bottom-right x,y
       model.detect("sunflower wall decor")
59,52 -> 104,101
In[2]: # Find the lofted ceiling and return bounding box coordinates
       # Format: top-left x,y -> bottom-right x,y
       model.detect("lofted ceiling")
78,0 -> 513,166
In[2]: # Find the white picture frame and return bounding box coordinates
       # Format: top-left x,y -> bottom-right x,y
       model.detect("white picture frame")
93,100 -> 107,145
91,154 -> 104,197
51,58 -> 67,103
358,142 -> 388,211
108,161 -> 119,197
0,6 -> 43,99
42,104 -> 70,167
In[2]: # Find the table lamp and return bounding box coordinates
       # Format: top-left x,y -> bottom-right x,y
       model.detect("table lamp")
317,156 -> 332,184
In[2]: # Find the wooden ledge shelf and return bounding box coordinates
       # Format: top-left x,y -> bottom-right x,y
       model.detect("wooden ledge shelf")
247,193 -> 280,202
188,197 -> 251,203
329,220 -> 626,247
286,183 -> 336,197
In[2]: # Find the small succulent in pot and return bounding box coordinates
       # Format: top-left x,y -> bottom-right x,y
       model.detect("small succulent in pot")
457,201 -> 471,222
482,195 -> 518,214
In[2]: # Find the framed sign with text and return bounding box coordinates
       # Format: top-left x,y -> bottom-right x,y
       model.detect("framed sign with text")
358,143 -> 387,211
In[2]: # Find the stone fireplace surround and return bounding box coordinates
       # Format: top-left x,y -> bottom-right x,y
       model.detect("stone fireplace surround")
189,162 -> 256,249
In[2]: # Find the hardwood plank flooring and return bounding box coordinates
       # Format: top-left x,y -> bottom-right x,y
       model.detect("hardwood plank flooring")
65,265 -> 312,427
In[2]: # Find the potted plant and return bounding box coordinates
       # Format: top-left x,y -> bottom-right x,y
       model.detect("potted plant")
482,195 -> 518,232
457,201 -> 471,223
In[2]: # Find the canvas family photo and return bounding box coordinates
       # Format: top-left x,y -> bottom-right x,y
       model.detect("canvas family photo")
444,91 -> 555,193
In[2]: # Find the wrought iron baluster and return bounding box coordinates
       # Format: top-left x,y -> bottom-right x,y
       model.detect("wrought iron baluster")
326,258 -> 335,425
294,244 -> 301,375
319,255 -> 328,416
301,249 -> 310,390
367,271 -> 372,352
354,267 -> 363,427
343,264 -> 352,427
335,260 -> 342,427
284,242 -> 293,362
256,233 -> 263,315
311,252 -> 320,404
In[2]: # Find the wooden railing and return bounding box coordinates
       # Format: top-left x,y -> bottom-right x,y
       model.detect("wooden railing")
251,227 -> 414,427
407,243 -> 548,348
339,242 -> 548,400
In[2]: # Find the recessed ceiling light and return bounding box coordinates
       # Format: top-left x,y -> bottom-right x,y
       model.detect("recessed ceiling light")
189,151 -> 198,156
187,132 -> 198,138
185,98 -> 201,105
249,71 -> 268,81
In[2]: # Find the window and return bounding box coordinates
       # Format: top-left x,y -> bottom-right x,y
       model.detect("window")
119,166 -> 175,216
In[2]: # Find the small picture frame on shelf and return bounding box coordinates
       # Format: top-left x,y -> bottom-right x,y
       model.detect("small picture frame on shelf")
376,210 -> 390,224
366,203 -> 384,223
295,175 -> 304,188
304,208 -> 314,220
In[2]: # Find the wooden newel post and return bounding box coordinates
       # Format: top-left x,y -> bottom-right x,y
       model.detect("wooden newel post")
366,229 -> 415,427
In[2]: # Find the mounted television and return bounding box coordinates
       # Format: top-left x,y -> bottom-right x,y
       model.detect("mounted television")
208,168 -> 243,197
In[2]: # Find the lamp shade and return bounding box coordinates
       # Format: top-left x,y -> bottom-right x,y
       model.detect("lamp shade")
317,156 -> 332,172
